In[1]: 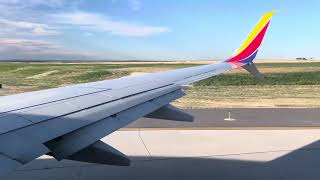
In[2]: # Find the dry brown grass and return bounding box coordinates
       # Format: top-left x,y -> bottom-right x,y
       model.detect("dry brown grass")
174,85 -> 320,108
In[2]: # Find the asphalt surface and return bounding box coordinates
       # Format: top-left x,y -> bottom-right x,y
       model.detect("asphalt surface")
127,108 -> 320,128
5,129 -> 320,180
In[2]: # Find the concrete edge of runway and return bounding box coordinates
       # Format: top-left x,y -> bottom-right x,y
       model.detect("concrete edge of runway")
121,127 -> 320,131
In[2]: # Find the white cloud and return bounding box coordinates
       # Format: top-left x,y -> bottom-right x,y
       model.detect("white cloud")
0,0 -> 65,8
0,38 -> 142,60
0,19 -> 48,29
56,11 -> 170,37
0,1 -> 171,60
0,18 -> 60,36
0,38 -> 62,52
31,27 -> 60,36
0,38 -> 97,60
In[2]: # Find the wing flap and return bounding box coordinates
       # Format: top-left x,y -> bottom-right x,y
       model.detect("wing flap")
0,114 -> 32,134
0,133 -> 49,163
45,89 -> 185,160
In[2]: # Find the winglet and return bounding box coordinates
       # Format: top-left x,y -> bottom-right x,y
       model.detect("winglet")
226,11 -> 276,66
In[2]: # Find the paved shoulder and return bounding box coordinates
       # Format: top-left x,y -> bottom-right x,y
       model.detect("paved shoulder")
128,108 -> 320,128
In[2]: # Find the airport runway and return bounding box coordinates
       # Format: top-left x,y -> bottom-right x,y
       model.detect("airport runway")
128,108 -> 320,128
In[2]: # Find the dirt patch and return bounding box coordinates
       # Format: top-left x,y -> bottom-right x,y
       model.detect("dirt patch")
129,72 -> 149,76
26,70 -> 59,79
174,85 -> 320,108
174,98 -> 320,108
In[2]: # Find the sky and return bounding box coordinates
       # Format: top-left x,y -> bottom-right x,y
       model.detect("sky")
0,0 -> 319,61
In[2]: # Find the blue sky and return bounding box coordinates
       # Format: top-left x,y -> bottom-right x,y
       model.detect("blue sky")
0,0 -> 319,60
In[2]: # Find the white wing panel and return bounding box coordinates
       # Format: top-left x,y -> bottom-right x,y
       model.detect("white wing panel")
16,101 -> 80,123
0,87 -> 110,114
1,82 -> 175,133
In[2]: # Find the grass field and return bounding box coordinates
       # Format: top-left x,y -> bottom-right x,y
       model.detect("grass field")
0,61 -> 319,108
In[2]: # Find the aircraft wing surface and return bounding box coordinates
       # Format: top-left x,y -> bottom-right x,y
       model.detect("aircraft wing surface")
0,11 -> 275,176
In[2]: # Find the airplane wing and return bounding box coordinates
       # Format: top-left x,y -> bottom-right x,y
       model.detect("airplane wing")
0,11 -> 275,176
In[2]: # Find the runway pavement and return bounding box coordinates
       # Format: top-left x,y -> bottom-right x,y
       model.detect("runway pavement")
2,108 -> 320,180
128,108 -> 320,128
3,129 -> 320,180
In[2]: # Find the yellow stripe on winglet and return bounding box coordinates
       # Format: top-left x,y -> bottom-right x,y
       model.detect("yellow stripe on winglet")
235,11 -> 276,55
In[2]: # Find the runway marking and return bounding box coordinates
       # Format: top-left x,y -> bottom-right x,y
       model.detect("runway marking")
224,111 -> 236,121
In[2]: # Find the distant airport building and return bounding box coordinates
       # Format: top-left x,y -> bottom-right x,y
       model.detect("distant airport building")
296,57 -> 309,60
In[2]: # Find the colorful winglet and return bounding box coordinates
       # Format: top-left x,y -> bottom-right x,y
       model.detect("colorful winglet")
226,11 -> 276,66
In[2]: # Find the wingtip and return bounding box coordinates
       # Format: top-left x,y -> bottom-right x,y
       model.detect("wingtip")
226,11 -> 275,64
264,11 -> 277,18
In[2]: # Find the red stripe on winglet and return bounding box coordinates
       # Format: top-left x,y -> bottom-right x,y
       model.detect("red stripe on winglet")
227,21 -> 270,62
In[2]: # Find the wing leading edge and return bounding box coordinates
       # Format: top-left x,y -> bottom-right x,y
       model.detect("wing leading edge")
0,11 -> 275,177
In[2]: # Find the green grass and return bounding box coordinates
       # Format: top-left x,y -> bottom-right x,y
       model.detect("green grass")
196,71 -> 320,86
256,62 -> 320,68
